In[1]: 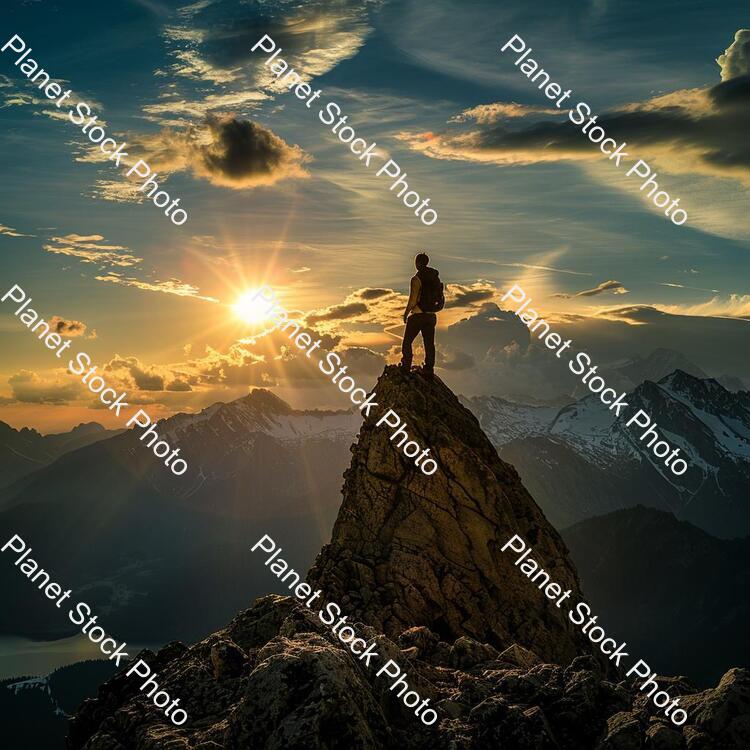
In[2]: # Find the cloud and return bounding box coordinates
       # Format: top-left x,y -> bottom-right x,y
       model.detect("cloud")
1,77 -> 100,123
0,223 -> 33,238
658,282 -> 720,294
193,115 -> 309,188
653,296 -> 750,319
43,234 -> 142,267
166,379 -> 192,392
105,356 -> 166,391
89,179 -> 147,204
445,282 -> 496,308
306,301 -> 368,325
450,101 -> 562,124
552,280 -> 629,299
48,316 -> 89,338
718,29 -> 750,81
161,0 -> 381,93
87,116 -> 308,199
436,347 -> 475,370
332,346 -> 385,375
141,90 -> 269,124
169,48 -> 241,84
290,266 -> 311,274
94,273 -> 218,302
356,288 -> 392,300
40,232 -> 215,304
8,370 -> 82,404
401,29 -> 750,186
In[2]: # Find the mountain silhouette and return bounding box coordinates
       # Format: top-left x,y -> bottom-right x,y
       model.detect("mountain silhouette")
66,367 -> 750,750
0,420 -> 121,489
562,506 -> 750,686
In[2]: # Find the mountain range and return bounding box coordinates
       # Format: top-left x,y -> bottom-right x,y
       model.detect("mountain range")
464,368 -> 750,538
2,356 -> 748,650
0,421 -> 121,489
0,390 -> 358,642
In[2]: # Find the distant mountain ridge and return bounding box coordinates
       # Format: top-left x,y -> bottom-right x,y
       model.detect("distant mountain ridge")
465,369 -> 750,537
0,389 -> 359,642
0,420 -> 122,489
612,347 -> 708,387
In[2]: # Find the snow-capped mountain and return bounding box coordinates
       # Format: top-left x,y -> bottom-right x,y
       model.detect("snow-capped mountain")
458,395 -> 560,445
162,388 -> 359,456
466,370 -> 750,538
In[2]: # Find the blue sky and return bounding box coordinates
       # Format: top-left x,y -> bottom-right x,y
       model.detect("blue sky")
0,0 -> 748,430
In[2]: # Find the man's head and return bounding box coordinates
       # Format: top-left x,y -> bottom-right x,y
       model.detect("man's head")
415,252 -> 429,270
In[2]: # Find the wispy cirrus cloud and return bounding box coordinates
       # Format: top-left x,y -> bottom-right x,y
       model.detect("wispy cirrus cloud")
160,0 -> 382,94
42,232 -> 217,303
94,272 -> 219,302
552,279 -> 629,299
43,234 -> 142,267
658,282 -> 720,294
449,101 -> 562,124
0,222 -> 34,238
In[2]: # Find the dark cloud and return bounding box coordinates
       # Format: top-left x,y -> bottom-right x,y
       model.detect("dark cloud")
436,348 -> 475,370
357,288 -> 392,300
194,115 -> 308,188
105,116 -> 308,197
552,280 -> 629,299
445,284 -> 496,308
48,316 -> 88,337
306,302 -> 368,325
442,304 -> 531,360
106,356 -> 165,391
8,370 -> 82,404
166,380 -> 192,392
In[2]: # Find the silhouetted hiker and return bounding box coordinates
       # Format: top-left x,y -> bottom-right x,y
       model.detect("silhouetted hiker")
401,252 -> 445,374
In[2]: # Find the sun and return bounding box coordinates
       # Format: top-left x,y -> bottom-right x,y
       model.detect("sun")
233,289 -> 271,325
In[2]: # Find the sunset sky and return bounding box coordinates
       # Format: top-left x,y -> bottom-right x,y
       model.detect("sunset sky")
0,0 -> 748,431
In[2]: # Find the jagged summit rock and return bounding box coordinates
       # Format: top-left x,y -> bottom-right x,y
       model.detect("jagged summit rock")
67,595 -> 750,750
308,365 -> 587,664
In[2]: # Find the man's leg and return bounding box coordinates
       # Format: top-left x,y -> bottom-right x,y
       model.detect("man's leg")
421,314 -> 436,372
401,315 -> 420,369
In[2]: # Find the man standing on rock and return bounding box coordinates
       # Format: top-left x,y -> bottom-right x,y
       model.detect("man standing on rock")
401,252 -> 445,375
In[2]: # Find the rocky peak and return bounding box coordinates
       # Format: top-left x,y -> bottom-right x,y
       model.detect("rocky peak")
243,387 -> 295,415
308,365 -> 588,664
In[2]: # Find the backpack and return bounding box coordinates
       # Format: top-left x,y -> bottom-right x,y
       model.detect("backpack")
417,267 -> 445,312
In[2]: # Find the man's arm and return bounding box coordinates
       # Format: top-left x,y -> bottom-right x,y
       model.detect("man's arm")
404,276 -> 420,322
